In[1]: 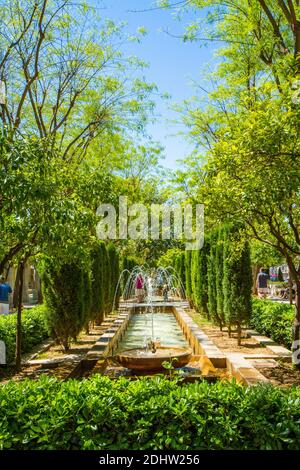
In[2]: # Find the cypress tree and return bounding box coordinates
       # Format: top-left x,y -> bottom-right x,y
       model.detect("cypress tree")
215,227 -> 225,330
223,227 -> 252,345
194,238 -> 210,315
278,267 -> 284,282
90,241 -> 106,324
82,268 -> 92,334
185,250 -> 192,301
207,231 -> 219,325
179,252 -> 186,295
42,260 -> 86,351
122,256 -> 138,298
103,244 -> 111,315
174,253 -> 185,298
107,243 -> 120,311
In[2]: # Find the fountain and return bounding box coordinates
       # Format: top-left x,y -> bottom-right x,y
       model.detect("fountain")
114,266 -> 192,371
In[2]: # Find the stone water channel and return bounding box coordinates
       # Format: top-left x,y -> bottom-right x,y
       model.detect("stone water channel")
64,301 -> 228,381
19,301 -> 291,385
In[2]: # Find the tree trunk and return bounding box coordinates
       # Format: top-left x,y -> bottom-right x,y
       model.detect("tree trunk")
13,265 -> 21,309
252,265 -> 260,295
237,323 -> 242,346
37,276 -> 43,304
292,283 -> 300,369
15,261 -> 24,372
228,324 -> 231,337
289,276 -> 294,305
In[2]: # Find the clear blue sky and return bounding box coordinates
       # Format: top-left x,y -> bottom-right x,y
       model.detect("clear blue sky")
94,0 -> 218,168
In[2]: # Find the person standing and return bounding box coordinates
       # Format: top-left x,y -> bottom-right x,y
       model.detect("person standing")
135,273 -> 144,303
256,268 -> 269,299
162,284 -> 169,302
0,276 -> 13,315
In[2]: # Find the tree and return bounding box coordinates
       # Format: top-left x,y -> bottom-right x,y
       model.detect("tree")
0,0 -> 157,160
82,268 -> 92,334
207,231 -> 220,327
122,256 -> 139,298
223,229 -> 253,345
215,227 -> 226,329
193,240 -> 210,315
174,252 -> 186,298
170,0 -> 300,367
107,243 -> 120,311
41,260 -> 88,351
185,250 -> 193,302
90,241 -> 107,324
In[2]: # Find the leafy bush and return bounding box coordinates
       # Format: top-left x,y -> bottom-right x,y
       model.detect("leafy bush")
0,376 -> 299,450
250,299 -> 293,349
0,305 -> 49,364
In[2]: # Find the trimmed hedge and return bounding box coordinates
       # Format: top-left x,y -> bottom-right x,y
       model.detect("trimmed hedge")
0,305 -> 49,364
0,376 -> 299,450
250,299 -> 294,349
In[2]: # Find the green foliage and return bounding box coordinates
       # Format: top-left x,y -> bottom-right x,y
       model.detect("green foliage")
103,246 -> 111,316
122,256 -> 139,296
0,376 -> 300,450
41,261 -> 89,350
193,241 -> 209,314
207,231 -> 218,325
184,250 -> 192,301
90,241 -> 107,324
0,306 -> 49,364
223,229 -> 252,331
157,248 -> 183,269
278,268 -> 284,283
215,227 -> 225,326
175,252 -> 185,293
107,243 -> 120,311
250,299 -> 293,350
82,269 -> 92,331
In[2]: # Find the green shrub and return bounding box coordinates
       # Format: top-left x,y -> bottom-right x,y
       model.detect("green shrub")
0,305 -> 49,364
250,299 -> 293,349
0,376 -> 299,450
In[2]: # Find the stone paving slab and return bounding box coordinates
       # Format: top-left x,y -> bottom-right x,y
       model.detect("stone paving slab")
245,329 -> 291,357
226,353 -> 269,385
249,359 -> 278,369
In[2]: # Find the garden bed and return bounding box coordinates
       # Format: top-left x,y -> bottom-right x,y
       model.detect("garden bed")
1,324 -> 110,383
189,310 -> 274,355
257,362 -> 300,388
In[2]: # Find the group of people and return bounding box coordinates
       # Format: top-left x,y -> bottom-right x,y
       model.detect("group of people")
256,268 -> 296,300
134,273 -> 169,303
0,276 -> 13,315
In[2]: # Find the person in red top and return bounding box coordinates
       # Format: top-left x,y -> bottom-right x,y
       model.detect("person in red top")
135,274 -> 144,302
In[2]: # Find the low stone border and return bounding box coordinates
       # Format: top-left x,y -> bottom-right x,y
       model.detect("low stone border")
226,353 -> 269,386
246,329 -> 291,360
173,307 -> 227,368
22,338 -> 55,365
86,309 -> 133,359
